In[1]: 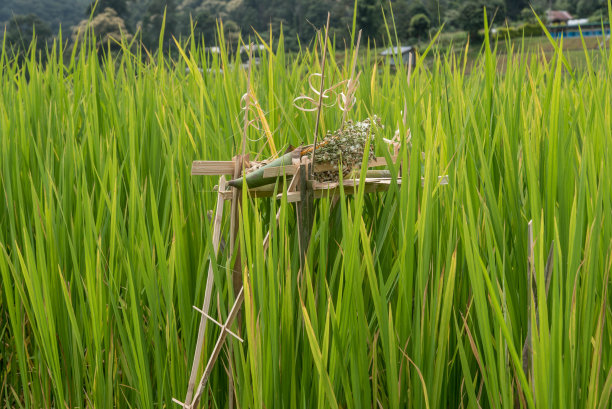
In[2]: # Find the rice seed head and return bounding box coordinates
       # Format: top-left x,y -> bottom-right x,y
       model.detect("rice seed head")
313,117 -> 379,182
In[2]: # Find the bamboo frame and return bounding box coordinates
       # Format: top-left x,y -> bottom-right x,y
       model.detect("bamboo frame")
176,149 -> 450,408
178,22 -> 451,403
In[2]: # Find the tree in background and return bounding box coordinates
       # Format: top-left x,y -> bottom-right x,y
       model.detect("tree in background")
87,0 -> 129,20
505,0 -> 528,21
410,13 -> 431,40
423,0 -> 448,27
3,14 -> 52,63
10,0 -> 598,55
356,0 -> 385,44
141,0 -> 177,49
177,0 -> 235,46
190,9 -> 217,44
124,0 -> 151,31
71,7 -> 133,53
576,0 -> 607,18
451,0 -> 505,40
520,4 -> 546,24
407,1 -> 431,22
553,0 -> 576,14
274,0 -> 349,49
231,0 -> 266,36
0,0 -> 90,32
222,19 -> 241,49
389,0 -> 412,40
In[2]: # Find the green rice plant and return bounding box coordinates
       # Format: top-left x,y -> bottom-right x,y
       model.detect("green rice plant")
1,5 -> 611,408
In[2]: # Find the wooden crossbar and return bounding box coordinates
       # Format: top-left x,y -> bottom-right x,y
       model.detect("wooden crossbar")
191,161 -> 237,175
192,156 -> 396,178
228,174 -> 449,201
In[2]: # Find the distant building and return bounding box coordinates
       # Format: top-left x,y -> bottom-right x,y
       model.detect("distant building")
380,46 -> 416,67
549,21 -> 610,39
547,10 -> 573,25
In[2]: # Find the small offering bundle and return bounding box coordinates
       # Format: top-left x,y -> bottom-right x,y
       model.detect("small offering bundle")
228,116 -> 380,188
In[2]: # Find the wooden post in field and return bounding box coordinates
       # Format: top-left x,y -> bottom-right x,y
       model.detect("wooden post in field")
229,155 -> 246,300
227,44 -> 254,409
309,13 -> 330,179
184,176 -> 227,404
295,13 -> 330,270
297,158 -> 314,269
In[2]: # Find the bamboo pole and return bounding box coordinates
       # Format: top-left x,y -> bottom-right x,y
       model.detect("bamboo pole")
310,13 -> 331,179
190,287 -> 245,409
184,176 -> 227,404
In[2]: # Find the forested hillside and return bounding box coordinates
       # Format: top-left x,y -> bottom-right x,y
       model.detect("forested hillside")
1,0 -> 609,52
0,0 -> 91,31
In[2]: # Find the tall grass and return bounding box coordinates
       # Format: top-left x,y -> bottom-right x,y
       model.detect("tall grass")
1,14 -> 611,409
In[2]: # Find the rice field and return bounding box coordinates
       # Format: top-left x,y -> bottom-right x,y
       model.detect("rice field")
1,15 -> 611,409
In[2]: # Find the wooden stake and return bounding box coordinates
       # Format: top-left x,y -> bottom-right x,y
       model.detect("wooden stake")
241,44 -> 252,161
228,43 -> 253,409
310,13 -> 331,179
341,29 -> 361,128
228,155 -> 244,409
188,197 -> 282,408
297,158 -> 314,269
229,156 -> 246,282
184,176 -> 227,404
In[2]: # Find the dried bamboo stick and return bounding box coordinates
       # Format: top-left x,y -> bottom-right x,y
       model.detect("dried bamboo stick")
191,287 -> 245,408
184,176 -> 227,404
310,13 -> 331,178
191,161 -> 237,176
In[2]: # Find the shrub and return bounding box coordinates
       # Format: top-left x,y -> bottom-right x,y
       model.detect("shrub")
494,23 -> 543,39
